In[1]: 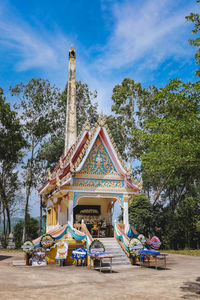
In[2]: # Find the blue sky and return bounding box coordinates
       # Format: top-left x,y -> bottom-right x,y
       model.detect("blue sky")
0,0 -> 199,113
0,0 -> 199,216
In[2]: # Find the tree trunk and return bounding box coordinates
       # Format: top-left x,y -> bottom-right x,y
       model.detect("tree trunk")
22,145 -> 34,243
2,204 -> 6,247
39,195 -> 42,235
5,205 -> 11,234
0,201 -> 1,231
22,184 -> 31,243
3,204 -> 6,237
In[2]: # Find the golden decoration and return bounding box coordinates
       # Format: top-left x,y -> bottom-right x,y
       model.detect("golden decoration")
59,157 -> 64,169
84,119 -> 91,131
97,112 -> 106,127
47,168 -> 52,180
139,177 -> 143,190
79,136 -> 118,175
74,178 -> 124,188
56,175 -> 61,187
127,162 -> 131,176
70,161 -> 75,173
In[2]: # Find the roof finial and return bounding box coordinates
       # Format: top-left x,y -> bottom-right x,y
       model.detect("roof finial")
69,47 -> 76,59
139,177 -> 143,190
97,110 -> 106,127
47,168 -> 52,180
84,118 -> 91,131
127,162 -> 131,176
64,47 -> 77,155
56,174 -> 61,187
59,157 -> 64,169
70,161 -> 75,173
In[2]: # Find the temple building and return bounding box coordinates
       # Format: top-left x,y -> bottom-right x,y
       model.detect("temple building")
39,48 -> 140,237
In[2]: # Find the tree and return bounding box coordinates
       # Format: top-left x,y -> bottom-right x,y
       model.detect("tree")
129,194 -> 153,236
13,215 -> 39,248
106,115 -> 128,159
10,79 -> 60,242
186,1 -> 200,76
0,88 -> 26,235
177,196 -> 200,249
134,79 -> 200,204
38,80 -> 98,171
111,78 -> 143,161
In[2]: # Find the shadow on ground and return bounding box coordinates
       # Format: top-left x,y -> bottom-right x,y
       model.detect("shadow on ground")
181,277 -> 200,299
0,255 -> 12,261
94,269 -> 119,273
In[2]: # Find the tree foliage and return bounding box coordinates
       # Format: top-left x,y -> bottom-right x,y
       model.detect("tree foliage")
0,88 -> 26,234
129,194 -> 153,236
111,76 -> 200,249
186,0 -> 200,76
134,79 -> 200,203
110,78 -> 143,161
11,78 -> 60,241
38,80 -> 98,171
13,215 -> 39,248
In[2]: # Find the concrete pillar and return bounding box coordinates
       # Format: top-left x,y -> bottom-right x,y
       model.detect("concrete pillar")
57,203 -> 60,225
68,199 -> 74,227
123,199 -> 129,232
64,48 -> 77,155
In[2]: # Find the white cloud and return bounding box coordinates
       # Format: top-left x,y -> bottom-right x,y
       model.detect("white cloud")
0,0 -> 197,109
96,0 -> 196,71
0,6 -> 70,72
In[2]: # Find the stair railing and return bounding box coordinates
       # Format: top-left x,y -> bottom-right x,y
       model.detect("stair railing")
114,222 -> 130,255
73,222 -> 93,249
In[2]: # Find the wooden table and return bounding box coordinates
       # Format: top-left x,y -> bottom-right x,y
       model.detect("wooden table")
89,253 -> 113,272
138,252 -> 168,270
154,253 -> 168,269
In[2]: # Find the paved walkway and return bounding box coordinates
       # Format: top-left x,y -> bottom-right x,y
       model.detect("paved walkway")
0,250 -> 199,300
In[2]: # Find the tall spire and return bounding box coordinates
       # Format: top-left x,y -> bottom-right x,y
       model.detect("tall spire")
64,48 -> 77,155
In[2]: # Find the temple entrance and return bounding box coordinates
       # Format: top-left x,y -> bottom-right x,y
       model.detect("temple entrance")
73,195 -> 116,238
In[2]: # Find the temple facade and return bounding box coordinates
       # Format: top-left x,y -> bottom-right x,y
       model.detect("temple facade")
39,48 -> 140,237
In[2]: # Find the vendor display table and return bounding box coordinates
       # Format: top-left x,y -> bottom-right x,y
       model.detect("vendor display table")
138,250 -> 168,270
89,253 -> 113,272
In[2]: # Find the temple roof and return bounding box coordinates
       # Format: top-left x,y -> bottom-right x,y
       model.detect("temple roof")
39,113 -> 139,196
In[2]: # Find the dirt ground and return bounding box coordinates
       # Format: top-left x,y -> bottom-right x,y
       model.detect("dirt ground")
0,251 -> 199,300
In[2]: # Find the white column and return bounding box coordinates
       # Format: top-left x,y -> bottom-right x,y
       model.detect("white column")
123,200 -> 129,232
68,199 -> 74,227
57,204 -> 60,225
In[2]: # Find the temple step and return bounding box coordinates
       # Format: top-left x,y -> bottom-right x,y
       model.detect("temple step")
98,238 -> 131,268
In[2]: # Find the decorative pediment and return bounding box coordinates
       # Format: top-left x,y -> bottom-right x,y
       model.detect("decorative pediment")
79,136 -> 118,176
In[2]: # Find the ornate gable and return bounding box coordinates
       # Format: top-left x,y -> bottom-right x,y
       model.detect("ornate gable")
79,136 -> 118,176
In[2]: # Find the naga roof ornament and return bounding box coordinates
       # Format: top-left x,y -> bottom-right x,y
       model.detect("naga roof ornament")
97,111 -> 106,127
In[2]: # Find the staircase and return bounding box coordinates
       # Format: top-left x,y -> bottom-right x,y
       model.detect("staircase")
98,238 -> 132,269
